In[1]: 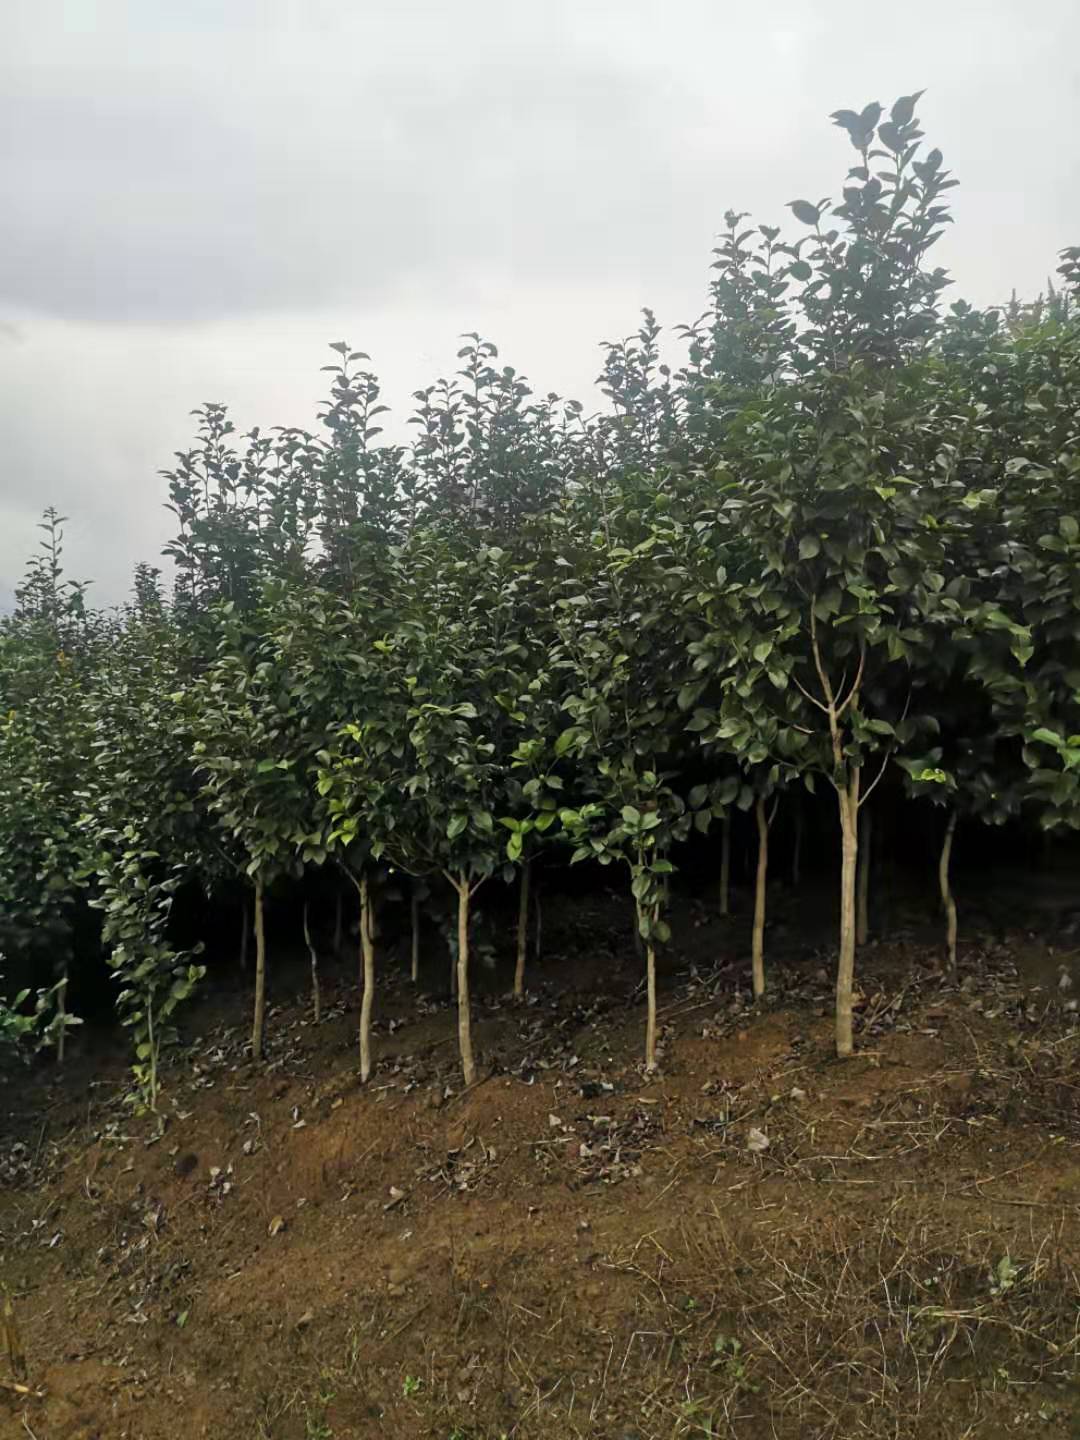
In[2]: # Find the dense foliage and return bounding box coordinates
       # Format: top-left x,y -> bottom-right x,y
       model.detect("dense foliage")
2,96 -> 1078,1102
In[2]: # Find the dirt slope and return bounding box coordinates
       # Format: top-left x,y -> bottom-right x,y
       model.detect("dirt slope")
2,892 -> 1080,1439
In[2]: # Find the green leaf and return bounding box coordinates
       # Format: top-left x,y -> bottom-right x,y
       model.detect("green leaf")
789,199 -> 821,226
798,535 -> 821,560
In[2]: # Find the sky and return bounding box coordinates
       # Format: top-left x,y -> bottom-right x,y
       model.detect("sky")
2,0 -> 1079,605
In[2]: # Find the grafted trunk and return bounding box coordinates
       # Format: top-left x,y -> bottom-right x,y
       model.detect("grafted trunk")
939,809 -> 958,971
720,815 -> 731,917
358,872 -> 375,1083
513,860 -> 531,998
752,796 -> 768,999
252,877 -> 266,1060
835,770 -> 861,1058
303,900 -> 320,1025
856,805 -> 872,946
630,881 -> 661,1072
452,874 -> 476,1086
410,883 -> 420,984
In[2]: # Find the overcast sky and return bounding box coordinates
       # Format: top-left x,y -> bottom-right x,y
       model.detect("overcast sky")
3,0 -> 1078,604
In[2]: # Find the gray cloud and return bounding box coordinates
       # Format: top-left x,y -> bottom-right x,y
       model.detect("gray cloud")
2,0 -> 1079,602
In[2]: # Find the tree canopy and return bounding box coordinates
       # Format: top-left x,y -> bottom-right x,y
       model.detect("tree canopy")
2,93 -> 1078,1102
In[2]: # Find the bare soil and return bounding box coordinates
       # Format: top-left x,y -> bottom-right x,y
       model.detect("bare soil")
3,883 -> 1080,1439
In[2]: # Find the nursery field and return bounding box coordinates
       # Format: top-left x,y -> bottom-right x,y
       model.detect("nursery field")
4,86 -> 1080,1439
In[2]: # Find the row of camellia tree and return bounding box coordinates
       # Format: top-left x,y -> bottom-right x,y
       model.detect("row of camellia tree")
2,94 -> 1079,1107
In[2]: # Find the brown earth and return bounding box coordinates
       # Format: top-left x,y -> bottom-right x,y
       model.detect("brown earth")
3,885 -> 1080,1439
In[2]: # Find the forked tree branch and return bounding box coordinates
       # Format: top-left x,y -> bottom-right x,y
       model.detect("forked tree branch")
836,639 -> 867,719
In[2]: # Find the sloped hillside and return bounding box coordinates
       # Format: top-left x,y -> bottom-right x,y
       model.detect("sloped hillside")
3,892 -> 1080,1440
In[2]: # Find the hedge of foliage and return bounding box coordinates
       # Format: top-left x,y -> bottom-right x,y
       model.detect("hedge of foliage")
3,95 -> 1079,1106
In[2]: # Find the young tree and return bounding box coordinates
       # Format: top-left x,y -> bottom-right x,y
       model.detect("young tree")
547,509 -> 713,1070
321,537 -> 532,1084
79,581 -> 207,1108
674,93 -> 967,1055
0,512 -> 100,1060
190,590 -> 321,1059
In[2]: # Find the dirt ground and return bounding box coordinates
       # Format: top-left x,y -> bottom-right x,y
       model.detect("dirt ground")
3,879 -> 1080,1440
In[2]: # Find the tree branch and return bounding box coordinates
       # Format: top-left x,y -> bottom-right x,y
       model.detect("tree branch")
859,747 -> 892,809
836,639 -> 867,719
792,672 -> 830,714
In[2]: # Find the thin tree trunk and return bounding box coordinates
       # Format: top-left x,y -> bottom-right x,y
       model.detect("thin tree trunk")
835,770 -> 861,1059
303,900 -> 320,1025
634,894 -> 659,1072
56,963 -> 68,1064
940,809 -> 958,971
453,875 -> 476,1086
410,883 -> 420,984
513,860 -> 531,998
856,805 -> 872,946
332,890 -> 343,958
720,815 -> 731,917
252,877 -> 266,1060
792,802 -> 803,889
240,900 -> 250,971
359,872 -> 375,1083
752,796 -> 768,999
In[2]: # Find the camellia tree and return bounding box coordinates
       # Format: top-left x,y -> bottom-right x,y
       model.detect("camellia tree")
190,587 -> 324,1059
0,511 -> 100,1060
672,93 -> 973,1055
545,489 -> 716,1071
321,534 -> 532,1085
79,575 -> 207,1109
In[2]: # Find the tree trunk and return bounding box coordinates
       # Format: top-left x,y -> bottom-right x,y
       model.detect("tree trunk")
513,860 -> 531,998
940,809 -> 958,971
410,883 -> 420,984
303,900 -> 320,1025
752,796 -> 768,999
55,963 -> 68,1064
240,899 -> 250,971
453,875 -> 476,1086
792,801 -> 803,889
633,895 -> 659,1072
252,877 -> 266,1060
835,770 -> 861,1059
332,889 -> 343,958
720,815 -> 731,917
359,872 -> 375,1083
856,805 -> 872,946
